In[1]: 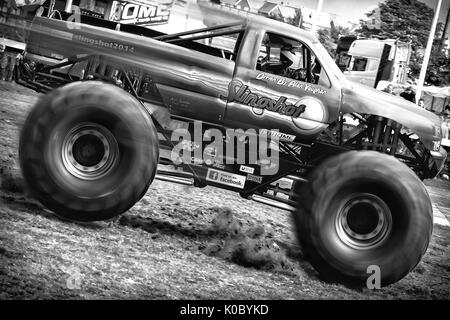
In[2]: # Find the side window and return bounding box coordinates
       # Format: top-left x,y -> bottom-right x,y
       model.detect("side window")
352,57 -> 368,71
197,32 -> 241,60
175,31 -> 243,61
256,32 -> 329,86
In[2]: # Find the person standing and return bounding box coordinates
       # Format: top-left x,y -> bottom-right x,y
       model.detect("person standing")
382,84 -> 394,94
6,53 -> 16,81
0,44 -> 8,81
400,86 -> 416,103
14,53 -> 23,81
443,105 -> 450,118
418,99 -> 425,108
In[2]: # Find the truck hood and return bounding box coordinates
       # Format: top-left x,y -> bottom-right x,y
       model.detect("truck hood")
341,81 -> 442,148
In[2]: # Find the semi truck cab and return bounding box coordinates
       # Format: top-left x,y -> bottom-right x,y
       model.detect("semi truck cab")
344,38 -> 411,88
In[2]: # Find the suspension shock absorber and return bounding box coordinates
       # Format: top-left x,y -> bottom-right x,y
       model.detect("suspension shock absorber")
382,119 -> 395,153
371,116 -> 385,151
390,122 -> 401,155
378,118 -> 401,154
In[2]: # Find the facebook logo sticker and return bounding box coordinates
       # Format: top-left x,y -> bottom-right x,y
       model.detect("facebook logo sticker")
208,170 -> 219,181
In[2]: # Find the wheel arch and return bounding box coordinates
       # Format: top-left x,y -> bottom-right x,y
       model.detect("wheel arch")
341,86 -> 442,152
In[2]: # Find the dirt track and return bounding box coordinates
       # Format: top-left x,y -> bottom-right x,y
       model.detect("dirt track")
0,82 -> 449,299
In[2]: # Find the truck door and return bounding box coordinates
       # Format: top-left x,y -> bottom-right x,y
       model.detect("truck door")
224,28 -> 341,143
151,25 -> 245,125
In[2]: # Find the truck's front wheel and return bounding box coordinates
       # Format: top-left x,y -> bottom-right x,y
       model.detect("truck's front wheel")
19,81 -> 159,221
293,151 -> 433,287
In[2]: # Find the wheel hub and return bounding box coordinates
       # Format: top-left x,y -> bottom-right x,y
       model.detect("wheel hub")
72,134 -> 106,167
62,123 -> 118,180
336,193 -> 392,249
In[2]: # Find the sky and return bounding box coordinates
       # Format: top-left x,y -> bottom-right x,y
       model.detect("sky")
176,1 -> 449,34
279,0 -> 450,24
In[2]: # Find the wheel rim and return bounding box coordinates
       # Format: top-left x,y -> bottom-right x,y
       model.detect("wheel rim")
335,193 -> 392,249
62,123 -> 118,180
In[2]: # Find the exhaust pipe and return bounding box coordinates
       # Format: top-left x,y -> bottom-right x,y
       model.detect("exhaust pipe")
251,195 -> 295,212
157,169 -> 194,179
155,175 -> 194,186
155,169 -> 194,186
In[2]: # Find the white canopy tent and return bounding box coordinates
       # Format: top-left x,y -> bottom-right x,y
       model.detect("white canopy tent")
377,80 -> 450,114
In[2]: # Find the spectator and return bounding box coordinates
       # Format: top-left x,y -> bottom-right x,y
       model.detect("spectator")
418,99 -> 425,108
400,86 -> 416,103
6,54 -> 16,82
0,44 -> 8,81
382,84 -> 394,94
426,71 -> 441,86
443,105 -> 450,117
14,53 -> 23,81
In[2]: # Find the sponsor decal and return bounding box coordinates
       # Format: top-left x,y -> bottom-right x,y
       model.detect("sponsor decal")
239,165 -> 255,174
180,140 -> 200,152
169,97 -> 191,109
222,80 -> 306,118
292,97 -> 326,131
259,129 -> 296,142
80,8 -> 104,19
247,174 -> 263,183
206,169 -> 246,189
73,34 -> 136,53
212,162 -> 226,170
110,0 -> 174,26
190,157 -> 203,165
171,121 -> 280,175
190,157 -> 225,169
256,73 -> 327,95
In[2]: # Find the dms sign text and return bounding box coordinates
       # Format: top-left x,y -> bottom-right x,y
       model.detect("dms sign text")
111,0 -> 174,26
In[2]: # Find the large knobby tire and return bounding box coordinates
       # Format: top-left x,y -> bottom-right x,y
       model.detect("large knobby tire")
293,151 -> 433,287
19,81 -> 159,221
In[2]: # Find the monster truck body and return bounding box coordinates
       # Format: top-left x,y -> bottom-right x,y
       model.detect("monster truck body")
17,13 -> 447,287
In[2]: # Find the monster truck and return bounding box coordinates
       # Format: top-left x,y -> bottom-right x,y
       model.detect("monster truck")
16,13 -> 447,287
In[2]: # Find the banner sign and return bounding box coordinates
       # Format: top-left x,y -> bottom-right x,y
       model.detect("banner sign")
110,0 -> 174,26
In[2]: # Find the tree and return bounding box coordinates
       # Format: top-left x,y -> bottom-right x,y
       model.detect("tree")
356,0 -> 449,85
317,27 -> 336,56
357,0 -> 434,48
426,22 -> 450,86
317,22 -> 351,57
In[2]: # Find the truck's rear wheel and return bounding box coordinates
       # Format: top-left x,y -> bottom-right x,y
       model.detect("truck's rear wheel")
293,151 -> 433,287
19,81 -> 159,221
